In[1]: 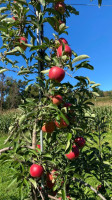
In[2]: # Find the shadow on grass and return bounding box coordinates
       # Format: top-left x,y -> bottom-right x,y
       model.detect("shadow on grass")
0,197 -> 20,200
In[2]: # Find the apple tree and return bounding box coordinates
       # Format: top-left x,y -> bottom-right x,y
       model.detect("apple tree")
0,0 -> 109,200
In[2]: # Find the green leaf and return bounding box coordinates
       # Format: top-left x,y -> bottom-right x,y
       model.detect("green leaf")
1,17 -> 15,23
73,173 -> 84,179
75,61 -> 94,70
41,69 -> 50,74
45,55 -> 51,61
92,92 -> 100,97
39,0 -> 45,6
19,115 -> 26,125
60,112 -> 69,125
59,23 -> 66,31
6,46 -> 24,55
0,25 -> 8,32
29,178 -> 37,189
0,69 -> 8,73
0,7 -> 8,13
67,133 -> 72,140
61,181 -> 66,200
18,70 -> 31,75
72,55 -> 89,64
7,178 -> 17,188
91,83 -> 101,88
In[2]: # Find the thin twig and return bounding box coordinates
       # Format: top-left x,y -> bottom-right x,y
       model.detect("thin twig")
48,194 -> 59,200
37,186 -> 45,200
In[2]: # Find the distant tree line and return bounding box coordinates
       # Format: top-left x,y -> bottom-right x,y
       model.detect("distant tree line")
0,75 -> 39,111
0,75 -> 112,111
96,87 -> 112,97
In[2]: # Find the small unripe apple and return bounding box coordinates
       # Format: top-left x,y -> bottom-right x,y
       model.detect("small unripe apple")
65,145 -> 79,160
49,66 -> 65,82
30,164 -> 44,178
55,2 -> 65,15
50,95 -> 63,105
54,20 -> 65,32
42,121 -> 55,133
19,36 -> 27,51
57,45 -> 72,57
74,137 -> 85,148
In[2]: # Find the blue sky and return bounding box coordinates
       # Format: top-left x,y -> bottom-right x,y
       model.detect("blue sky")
1,0 -> 112,91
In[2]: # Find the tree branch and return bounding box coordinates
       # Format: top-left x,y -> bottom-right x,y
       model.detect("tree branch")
74,178 -> 107,200
0,145 -> 33,155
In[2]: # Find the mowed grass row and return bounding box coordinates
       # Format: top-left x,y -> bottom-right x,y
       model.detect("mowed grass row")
0,107 -> 112,199
0,136 -> 20,200
0,110 -> 20,200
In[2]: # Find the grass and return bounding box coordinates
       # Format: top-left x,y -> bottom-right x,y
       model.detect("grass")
0,136 -> 20,200
0,110 -> 20,200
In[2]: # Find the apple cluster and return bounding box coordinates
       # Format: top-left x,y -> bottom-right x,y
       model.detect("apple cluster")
29,0 -> 86,198
12,1 -> 28,51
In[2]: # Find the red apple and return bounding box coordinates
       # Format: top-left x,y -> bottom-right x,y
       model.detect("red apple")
50,95 -> 63,105
65,145 -> 79,160
55,38 -> 68,49
57,45 -> 72,57
37,144 -> 40,149
55,117 -> 68,128
49,66 -> 65,82
37,144 -> 40,152
74,137 -> 85,148
58,38 -> 68,45
63,103 -> 72,107
19,36 -> 27,51
12,16 -> 17,21
30,164 -> 44,178
55,2 -> 65,14
42,121 -> 55,133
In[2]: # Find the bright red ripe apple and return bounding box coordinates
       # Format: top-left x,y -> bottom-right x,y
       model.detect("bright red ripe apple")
74,137 -> 85,148
55,117 -> 68,128
19,37 -> 27,51
37,144 -> 40,149
51,95 -> 63,105
57,45 -> 72,57
37,144 -> 40,152
65,145 -> 79,160
42,121 -> 55,133
58,38 -> 68,45
30,164 -> 44,178
55,2 -> 65,14
49,66 -> 65,82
